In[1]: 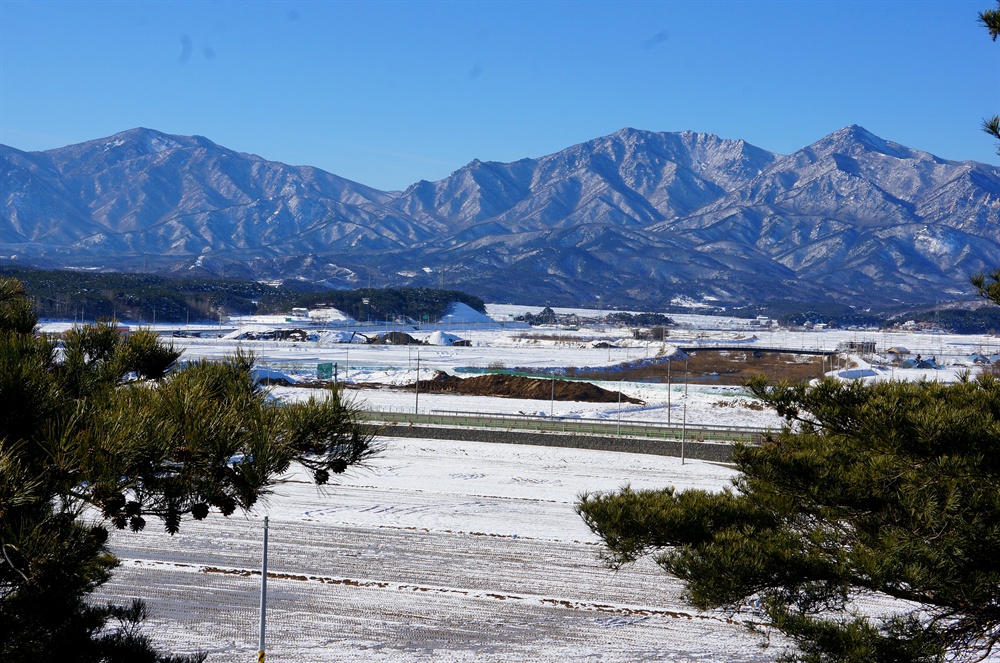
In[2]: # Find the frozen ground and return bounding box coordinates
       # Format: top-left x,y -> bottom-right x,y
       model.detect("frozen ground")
55,311 -> 1000,661
90,318 -> 997,431
95,438 -> 788,662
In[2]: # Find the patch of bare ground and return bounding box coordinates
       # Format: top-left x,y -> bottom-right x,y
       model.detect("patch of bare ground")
712,399 -> 767,411
293,351 -> 827,398
512,332 -> 585,343
369,331 -> 421,345
407,372 -> 644,404
559,351 -> 827,386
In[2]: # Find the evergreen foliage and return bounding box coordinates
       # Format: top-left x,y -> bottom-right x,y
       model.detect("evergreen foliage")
514,307 -> 675,327
982,0 -> 1000,39
982,1 -> 1000,154
728,301 -> 886,329
971,270 -> 1000,308
516,306 -> 557,325
0,266 -> 486,323
284,286 -> 487,323
885,306 -> 1000,334
603,312 -> 675,327
0,277 -> 378,661
579,259 -> 1000,662
577,374 -> 1000,662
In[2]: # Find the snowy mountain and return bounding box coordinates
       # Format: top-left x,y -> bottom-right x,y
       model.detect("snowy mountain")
3,126 -> 999,309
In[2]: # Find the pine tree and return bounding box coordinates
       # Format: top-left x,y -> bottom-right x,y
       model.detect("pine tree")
980,2 -> 1000,41
0,277 -> 378,661
578,374 -> 1000,662
981,1 -> 1000,154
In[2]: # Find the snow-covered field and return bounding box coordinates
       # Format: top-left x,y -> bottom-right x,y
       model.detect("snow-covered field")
96,438 -> 784,662
76,312 -> 996,431
57,309 -> 1000,661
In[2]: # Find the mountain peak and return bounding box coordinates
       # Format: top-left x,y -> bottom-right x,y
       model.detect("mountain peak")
837,124 -> 889,149
842,123 -> 877,138
811,124 -> 930,162
610,126 -> 640,135
46,128 -> 223,161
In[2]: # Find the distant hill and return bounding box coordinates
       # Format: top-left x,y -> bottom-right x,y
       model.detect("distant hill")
3,125 -> 999,311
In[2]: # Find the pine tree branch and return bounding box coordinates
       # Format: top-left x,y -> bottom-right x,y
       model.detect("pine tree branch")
979,3 -> 1000,40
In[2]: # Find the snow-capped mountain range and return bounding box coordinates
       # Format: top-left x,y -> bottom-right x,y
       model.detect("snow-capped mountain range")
3,126 -> 999,309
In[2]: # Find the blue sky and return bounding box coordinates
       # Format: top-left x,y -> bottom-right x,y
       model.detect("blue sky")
2,0 -> 997,190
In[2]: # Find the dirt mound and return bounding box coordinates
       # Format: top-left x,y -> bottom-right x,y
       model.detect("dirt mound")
371,331 -> 421,345
412,372 -> 643,404
558,350 -> 827,386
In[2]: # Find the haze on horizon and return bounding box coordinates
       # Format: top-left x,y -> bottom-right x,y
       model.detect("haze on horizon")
1,0 -> 997,191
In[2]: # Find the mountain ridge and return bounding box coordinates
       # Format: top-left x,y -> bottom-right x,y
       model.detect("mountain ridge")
3,125 -> 999,310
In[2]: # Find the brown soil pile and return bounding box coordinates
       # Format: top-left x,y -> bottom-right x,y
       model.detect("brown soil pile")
411,372 -> 643,404
370,331 -> 421,345
566,351 -> 827,386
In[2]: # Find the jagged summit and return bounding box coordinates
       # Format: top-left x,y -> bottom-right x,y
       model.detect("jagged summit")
3,125 -> 999,310
802,124 -> 941,163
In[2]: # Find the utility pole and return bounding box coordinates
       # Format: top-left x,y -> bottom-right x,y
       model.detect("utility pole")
258,516 -> 269,663
667,360 -> 672,424
681,404 -> 687,465
617,378 -> 623,438
414,352 -> 420,414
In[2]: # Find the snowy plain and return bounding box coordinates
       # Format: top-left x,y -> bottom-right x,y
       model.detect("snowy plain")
57,304 -> 1000,661
97,439 -> 778,662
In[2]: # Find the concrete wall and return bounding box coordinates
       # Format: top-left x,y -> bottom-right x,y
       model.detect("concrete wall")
376,424 -> 735,463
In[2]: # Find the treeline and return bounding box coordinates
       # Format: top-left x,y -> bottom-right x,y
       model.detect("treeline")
730,301 -> 886,329
0,266 -> 485,323
733,300 -> 1000,334
515,306 -> 675,327
276,287 -> 487,323
604,311 -> 675,327
886,308 -> 1000,335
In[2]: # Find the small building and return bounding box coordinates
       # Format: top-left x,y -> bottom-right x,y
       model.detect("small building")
838,340 -> 876,354
886,346 -> 910,356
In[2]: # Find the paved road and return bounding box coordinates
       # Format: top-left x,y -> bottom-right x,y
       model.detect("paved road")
360,409 -> 767,445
